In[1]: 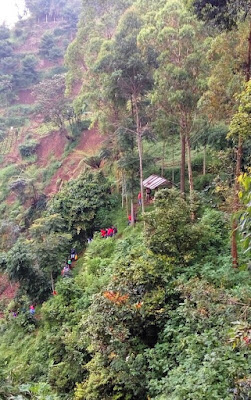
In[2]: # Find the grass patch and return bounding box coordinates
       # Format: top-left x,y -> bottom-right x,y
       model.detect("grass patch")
35,123 -> 56,137
42,159 -> 62,184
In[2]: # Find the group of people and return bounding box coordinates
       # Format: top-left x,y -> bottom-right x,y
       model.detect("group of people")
10,304 -> 35,318
138,188 -> 152,205
61,248 -> 78,277
100,226 -> 117,238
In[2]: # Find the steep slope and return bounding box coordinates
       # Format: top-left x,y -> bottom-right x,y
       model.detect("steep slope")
44,128 -> 105,195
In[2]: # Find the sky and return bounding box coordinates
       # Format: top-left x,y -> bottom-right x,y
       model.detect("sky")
0,0 -> 26,26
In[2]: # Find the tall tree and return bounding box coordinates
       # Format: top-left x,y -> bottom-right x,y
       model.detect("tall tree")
29,214 -> 71,292
77,8 -> 154,215
65,0 -> 133,90
139,0 -> 208,197
192,0 -> 251,266
228,81 -> 251,265
33,74 -> 72,138
21,55 -> 38,86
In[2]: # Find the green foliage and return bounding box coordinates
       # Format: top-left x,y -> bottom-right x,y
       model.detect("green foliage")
192,0 -> 251,30
84,155 -> 102,169
0,1 -> 251,399
25,0 -> 81,24
39,32 -> 63,61
42,160 -> 62,184
21,54 -> 39,86
147,275 -> 250,400
0,25 -> 10,40
33,74 -> 78,136
144,189 -> 203,263
229,81 -> 251,142
5,238 -> 51,301
194,172 -> 215,190
42,65 -> 67,80
50,171 -> 114,240
19,139 -> 38,158
0,26 -> 39,101
0,74 -> 14,105
0,197 -> 250,399
238,173 -> 251,255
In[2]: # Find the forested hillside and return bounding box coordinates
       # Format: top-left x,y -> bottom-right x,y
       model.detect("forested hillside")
0,0 -> 250,399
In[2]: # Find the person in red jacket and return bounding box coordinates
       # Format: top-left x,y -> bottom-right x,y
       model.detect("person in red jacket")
29,305 -> 35,315
101,229 -> 106,238
107,227 -> 114,237
138,191 -> 142,206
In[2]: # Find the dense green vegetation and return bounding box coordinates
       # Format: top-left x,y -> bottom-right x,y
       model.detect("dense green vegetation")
0,190 -> 250,399
0,0 -> 250,399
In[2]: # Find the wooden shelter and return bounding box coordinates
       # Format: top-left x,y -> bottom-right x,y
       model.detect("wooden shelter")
143,174 -> 172,190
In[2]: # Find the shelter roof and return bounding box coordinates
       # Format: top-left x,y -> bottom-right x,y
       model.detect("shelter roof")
143,175 -> 169,190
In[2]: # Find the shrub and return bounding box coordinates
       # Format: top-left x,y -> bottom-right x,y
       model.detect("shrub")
194,173 -> 215,190
19,140 -> 38,158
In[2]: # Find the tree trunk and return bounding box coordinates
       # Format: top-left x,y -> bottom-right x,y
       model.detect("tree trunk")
231,219 -> 238,269
121,173 -> 124,209
161,140 -> 166,177
231,135 -> 243,268
246,23 -> 251,81
134,97 -> 145,214
172,136 -> 175,186
185,131 -> 195,221
185,133 -> 194,195
130,198 -> 135,226
203,145 -> 206,175
180,133 -> 186,195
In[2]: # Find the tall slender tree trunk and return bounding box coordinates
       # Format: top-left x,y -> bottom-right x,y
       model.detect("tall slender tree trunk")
134,97 -> 145,214
185,133 -> 194,194
246,23 -> 251,81
185,132 -> 195,221
130,198 -> 135,226
121,173 -> 124,209
161,140 -> 166,177
231,135 -> 243,268
172,135 -> 175,186
180,133 -> 186,195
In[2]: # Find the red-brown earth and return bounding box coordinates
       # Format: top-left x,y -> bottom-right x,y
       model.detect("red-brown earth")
0,274 -> 19,318
44,127 -> 105,195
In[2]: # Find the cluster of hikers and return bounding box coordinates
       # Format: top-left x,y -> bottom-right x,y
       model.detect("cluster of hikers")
10,304 -> 36,318
138,188 -> 152,205
61,248 -> 78,277
7,188 -> 157,322
100,226 -> 117,238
